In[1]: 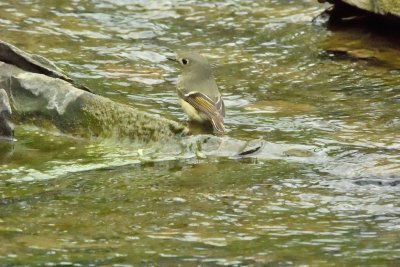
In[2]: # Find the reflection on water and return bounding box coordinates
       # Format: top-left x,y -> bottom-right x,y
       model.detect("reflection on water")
1,0 -> 400,265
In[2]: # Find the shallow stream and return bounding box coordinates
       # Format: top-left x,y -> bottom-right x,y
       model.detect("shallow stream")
1,0 -> 400,265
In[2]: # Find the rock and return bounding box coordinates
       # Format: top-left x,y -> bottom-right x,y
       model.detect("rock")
149,134 -> 326,164
321,0 -> 400,18
0,40 -> 92,93
0,40 -> 188,142
315,0 -> 400,69
0,62 -> 187,142
0,88 -> 13,139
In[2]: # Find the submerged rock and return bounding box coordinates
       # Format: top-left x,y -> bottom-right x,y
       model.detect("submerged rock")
0,40 -> 188,142
140,134 -> 326,164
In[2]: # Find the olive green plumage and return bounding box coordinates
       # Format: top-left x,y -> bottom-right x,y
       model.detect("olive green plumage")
168,51 -> 225,135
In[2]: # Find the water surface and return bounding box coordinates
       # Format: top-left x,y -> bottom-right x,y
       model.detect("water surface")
1,0 -> 400,265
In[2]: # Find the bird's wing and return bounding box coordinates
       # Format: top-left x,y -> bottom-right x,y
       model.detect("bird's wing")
182,91 -> 225,135
215,95 -> 225,117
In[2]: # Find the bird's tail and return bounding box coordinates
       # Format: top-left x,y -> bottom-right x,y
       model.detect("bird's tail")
211,116 -> 225,136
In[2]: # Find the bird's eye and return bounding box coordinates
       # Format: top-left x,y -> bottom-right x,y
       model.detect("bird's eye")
182,58 -> 188,65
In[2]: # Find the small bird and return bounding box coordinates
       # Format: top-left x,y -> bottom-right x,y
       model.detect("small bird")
167,51 -> 225,135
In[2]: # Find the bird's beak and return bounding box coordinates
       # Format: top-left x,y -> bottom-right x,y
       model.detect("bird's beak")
166,57 -> 177,62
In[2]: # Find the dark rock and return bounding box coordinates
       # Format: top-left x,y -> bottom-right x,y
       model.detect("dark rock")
0,88 -> 13,139
319,0 -> 400,23
320,0 -> 400,17
0,40 -> 92,93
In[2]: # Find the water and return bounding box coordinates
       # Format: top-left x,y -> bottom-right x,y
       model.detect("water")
1,0 -> 400,265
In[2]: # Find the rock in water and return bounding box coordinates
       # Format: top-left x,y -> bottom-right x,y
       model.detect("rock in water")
0,63 -> 187,142
0,40 -> 92,93
0,88 -> 13,139
0,40 -> 188,142
321,0 -> 400,17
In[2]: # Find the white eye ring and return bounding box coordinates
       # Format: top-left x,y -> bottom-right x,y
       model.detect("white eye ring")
181,58 -> 189,65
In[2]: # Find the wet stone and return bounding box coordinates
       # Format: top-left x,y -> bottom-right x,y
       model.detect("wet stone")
0,88 -> 13,139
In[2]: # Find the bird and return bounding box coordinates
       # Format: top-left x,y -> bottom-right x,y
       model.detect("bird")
167,51 -> 225,135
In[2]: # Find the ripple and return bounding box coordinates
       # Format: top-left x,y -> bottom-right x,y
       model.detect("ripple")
1,0 -> 399,265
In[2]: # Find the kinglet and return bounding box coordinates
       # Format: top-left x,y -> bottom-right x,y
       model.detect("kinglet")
167,51 -> 225,135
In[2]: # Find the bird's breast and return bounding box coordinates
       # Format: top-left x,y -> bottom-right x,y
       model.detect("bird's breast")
178,98 -> 208,122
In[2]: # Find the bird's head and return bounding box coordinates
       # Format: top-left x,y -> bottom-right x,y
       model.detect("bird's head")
167,51 -> 212,78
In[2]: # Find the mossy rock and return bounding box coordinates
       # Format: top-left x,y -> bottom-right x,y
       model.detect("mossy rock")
324,0 -> 400,17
